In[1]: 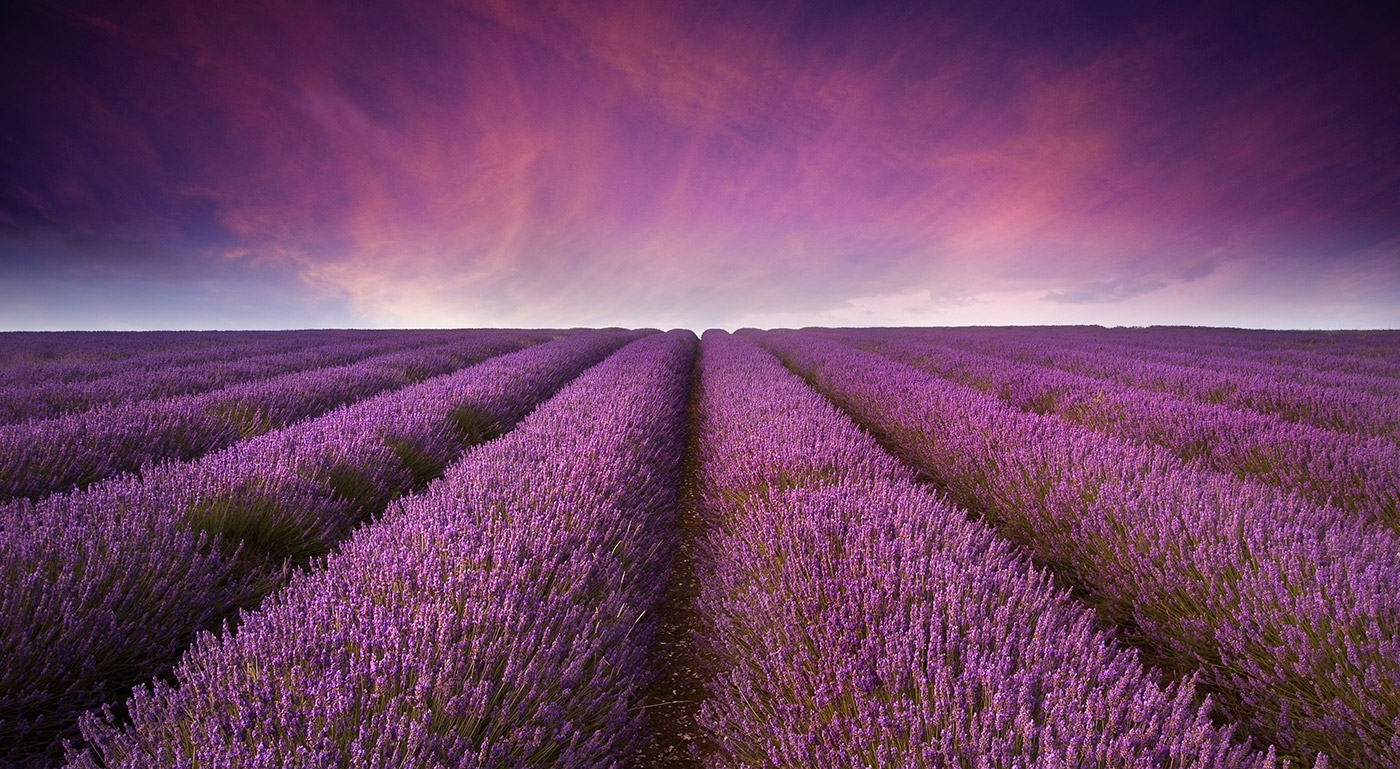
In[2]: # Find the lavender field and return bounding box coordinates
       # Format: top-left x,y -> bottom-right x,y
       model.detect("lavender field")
1,327 -> 1397,768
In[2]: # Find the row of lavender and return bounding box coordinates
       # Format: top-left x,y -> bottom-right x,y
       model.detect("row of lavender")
0,330 -> 519,425
933,327 -> 1400,437
690,332 -> 1284,767
935,327 -> 1400,401
0,330 -> 640,766
67,330 -> 696,767
0,330 -> 476,415
0,330 -> 346,373
823,329 -> 1400,529
749,329 -> 1399,768
937,326 -> 1400,379
0,331 -> 539,503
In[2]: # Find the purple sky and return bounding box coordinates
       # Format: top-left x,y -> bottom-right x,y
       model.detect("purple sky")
2,0 -> 1398,330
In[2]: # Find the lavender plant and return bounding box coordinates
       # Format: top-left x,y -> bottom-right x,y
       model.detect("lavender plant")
0,330 -> 639,767
834,330 -> 1400,528
0,330 -> 316,383
751,329 -> 1399,768
68,330 -> 695,768
916,326 -> 1400,437
0,331 -> 535,503
690,331 -> 1287,767
0,331 -> 446,424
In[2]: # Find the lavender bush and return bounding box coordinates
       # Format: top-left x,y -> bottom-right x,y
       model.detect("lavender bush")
833,330 -> 1400,528
0,331 -> 313,380
68,330 -> 695,768
0,330 -> 638,766
914,326 -> 1400,437
0,331 -> 536,503
0,331 -> 452,425
691,331 -> 1287,767
916,326 -> 1400,377
750,329 -> 1399,768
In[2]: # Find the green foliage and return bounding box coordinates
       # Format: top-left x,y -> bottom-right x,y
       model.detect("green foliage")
184,487 -> 322,569
384,438 -> 447,489
320,462 -> 394,519
448,405 -> 502,447
207,401 -> 277,438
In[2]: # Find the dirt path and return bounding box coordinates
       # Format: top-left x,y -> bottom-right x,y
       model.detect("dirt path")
634,360 -> 710,767
633,499 -> 707,767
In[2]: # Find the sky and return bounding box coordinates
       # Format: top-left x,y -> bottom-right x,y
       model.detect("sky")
2,0 -> 1398,331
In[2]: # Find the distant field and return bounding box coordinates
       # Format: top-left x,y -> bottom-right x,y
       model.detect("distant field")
2,326 -> 1396,768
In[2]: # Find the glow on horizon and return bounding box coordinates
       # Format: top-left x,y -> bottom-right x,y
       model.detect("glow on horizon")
1,0 -> 1398,331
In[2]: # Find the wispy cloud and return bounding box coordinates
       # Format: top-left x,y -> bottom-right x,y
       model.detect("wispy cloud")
1043,277 -> 1170,304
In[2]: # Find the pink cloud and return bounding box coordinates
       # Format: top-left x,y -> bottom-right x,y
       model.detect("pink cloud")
3,0 -> 1396,327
